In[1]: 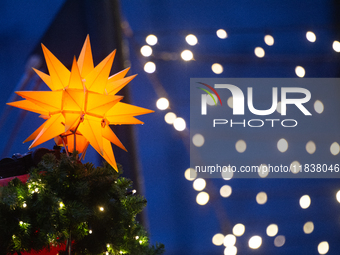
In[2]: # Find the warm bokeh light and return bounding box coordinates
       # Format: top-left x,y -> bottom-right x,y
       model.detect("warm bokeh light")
266,224 -> 278,237
196,191 -> 209,205
306,141 -> 316,154
186,34 -> 198,46
232,224 -> 245,237
248,235 -> 262,249
276,101 -> 281,113
144,61 -> 156,73
140,45 -> 152,57
306,31 -> 316,42
220,185 -> 232,198
173,117 -> 186,131
290,161 -> 301,174
146,34 -> 158,46
258,164 -> 269,178
330,142 -> 340,155
235,140 -> 246,153
295,66 -> 305,78
333,40 -> 340,52
221,166 -> 234,180
277,138 -> 288,152
314,100 -> 324,114
156,97 -> 169,110
216,29 -> 228,39
318,241 -> 329,254
256,192 -> 267,205
227,97 -> 233,108
254,47 -> 265,58
224,246 -> 237,255
184,168 -> 197,181
303,221 -> 314,234
212,63 -> 223,74
336,190 -> 340,204
99,207 -> 104,211
206,94 -> 218,106
181,50 -> 193,61
264,35 -> 274,46
299,195 -> 311,209
164,112 -> 177,124
193,178 -> 206,191
223,234 -> 236,247
274,235 -> 285,247
192,133 -> 205,147
212,233 -> 225,246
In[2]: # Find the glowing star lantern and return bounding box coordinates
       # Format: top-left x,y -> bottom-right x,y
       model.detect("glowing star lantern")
7,36 -> 153,171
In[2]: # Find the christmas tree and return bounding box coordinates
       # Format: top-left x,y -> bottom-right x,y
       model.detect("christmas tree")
0,153 -> 164,254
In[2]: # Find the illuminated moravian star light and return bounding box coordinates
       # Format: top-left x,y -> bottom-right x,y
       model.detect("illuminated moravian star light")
7,36 -> 154,171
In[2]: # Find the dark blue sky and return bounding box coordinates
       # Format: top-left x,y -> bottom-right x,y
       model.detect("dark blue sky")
1,1 -> 340,254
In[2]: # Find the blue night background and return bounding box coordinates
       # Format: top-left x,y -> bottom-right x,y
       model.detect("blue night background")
1,0 -> 340,254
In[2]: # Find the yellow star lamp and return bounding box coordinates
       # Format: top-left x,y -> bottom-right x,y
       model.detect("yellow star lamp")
7,36 -> 153,171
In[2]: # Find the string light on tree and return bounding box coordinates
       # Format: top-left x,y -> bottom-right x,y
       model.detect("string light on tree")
181,50 -> 194,61
235,140 -> 246,153
196,191 -> 209,205
146,34 -> 158,46
290,161 -> 301,174
318,241 -> 329,255
192,133 -> 205,147
330,142 -> 340,155
156,97 -> 169,110
303,221 -> 314,234
306,141 -> 316,154
211,63 -> 223,74
336,190 -> 340,203
220,185 -> 232,198
223,234 -> 236,247
274,235 -> 285,247
173,117 -> 186,131
224,246 -> 237,255
248,235 -> 262,249
277,138 -> 288,152
184,168 -> 197,181
216,29 -> 228,39
295,66 -> 305,77
306,31 -> 316,42
212,233 -> 225,246
332,40 -> 340,52
144,61 -> 156,73
258,164 -> 269,178
193,178 -> 206,191
314,100 -> 324,114
164,112 -> 177,124
254,47 -> 265,58
232,224 -> 245,237
256,192 -> 267,204
266,224 -> 278,237
264,35 -> 274,46
185,34 -> 198,46
140,45 -> 152,57
299,195 -> 311,209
